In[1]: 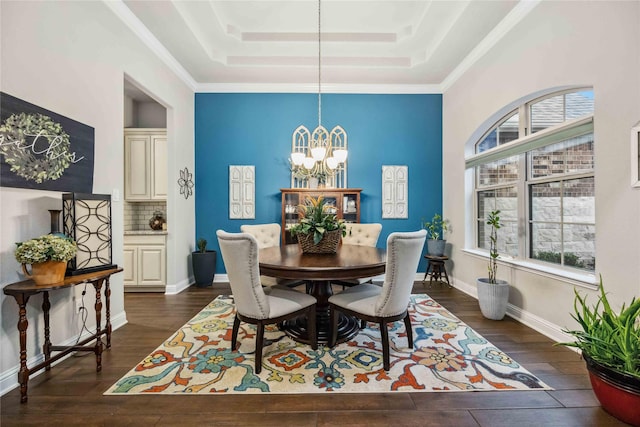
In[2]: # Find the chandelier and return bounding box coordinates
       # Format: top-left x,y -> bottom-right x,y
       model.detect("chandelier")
290,0 -> 348,189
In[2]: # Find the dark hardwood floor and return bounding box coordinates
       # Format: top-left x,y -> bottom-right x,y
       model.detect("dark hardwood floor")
0,282 -> 628,426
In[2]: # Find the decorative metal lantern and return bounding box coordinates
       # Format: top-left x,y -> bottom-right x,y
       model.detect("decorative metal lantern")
62,193 -> 116,275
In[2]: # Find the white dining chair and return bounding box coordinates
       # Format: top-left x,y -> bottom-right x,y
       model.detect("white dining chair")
334,223 -> 383,290
328,229 -> 427,371
216,230 -> 317,374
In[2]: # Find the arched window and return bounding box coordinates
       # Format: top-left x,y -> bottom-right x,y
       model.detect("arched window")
466,89 -> 595,271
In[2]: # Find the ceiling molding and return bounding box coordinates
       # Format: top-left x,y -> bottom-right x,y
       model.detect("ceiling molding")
195,83 -> 442,94
104,0 -> 198,91
440,0 -> 541,92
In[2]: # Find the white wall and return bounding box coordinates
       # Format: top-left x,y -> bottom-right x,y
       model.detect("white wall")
0,1 -> 195,394
443,1 -> 640,336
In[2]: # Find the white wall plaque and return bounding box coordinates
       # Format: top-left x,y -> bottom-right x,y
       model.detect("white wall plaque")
229,165 -> 255,219
382,165 -> 408,218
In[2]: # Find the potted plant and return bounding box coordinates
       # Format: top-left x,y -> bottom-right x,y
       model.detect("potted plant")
557,278 -> 640,426
422,213 -> 449,256
191,238 -> 216,288
476,210 -> 510,320
290,196 -> 346,254
15,234 -> 77,285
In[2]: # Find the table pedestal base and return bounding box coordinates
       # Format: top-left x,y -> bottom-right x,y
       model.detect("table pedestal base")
279,279 -> 361,345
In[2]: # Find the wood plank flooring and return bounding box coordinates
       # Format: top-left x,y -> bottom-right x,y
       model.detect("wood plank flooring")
0,283 -> 628,426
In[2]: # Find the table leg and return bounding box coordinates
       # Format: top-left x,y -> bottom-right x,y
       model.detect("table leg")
280,280 -> 360,344
92,279 -> 104,372
11,292 -> 31,403
104,276 -> 112,349
42,292 -> 52,371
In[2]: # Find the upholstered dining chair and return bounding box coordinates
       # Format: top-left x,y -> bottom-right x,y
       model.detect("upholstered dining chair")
333,223 -> 383,290
216,230 -> 317,374
328,229 -> 427,371
240,223 -> 306,290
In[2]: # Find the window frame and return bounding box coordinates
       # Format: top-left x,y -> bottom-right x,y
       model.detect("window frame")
466,88 -> 595,274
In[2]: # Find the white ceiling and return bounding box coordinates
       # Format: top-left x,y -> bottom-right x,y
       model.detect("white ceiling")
112,0 -> 537,94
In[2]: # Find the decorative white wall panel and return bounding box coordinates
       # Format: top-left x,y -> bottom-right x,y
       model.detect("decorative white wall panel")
229,165 -> 255,219
382,165 -> 408,218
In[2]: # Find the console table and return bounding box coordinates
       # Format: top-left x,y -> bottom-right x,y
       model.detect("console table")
3,267 -> 122,403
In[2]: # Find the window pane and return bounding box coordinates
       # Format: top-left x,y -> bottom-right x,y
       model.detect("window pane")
531,182 -> 561,220
529,133 -> 594,179
563,224 -> 595,270
565,91 -> 594,120
531,223 -> 562,263
476,112 -> 518,153
477,187 -> 518,256
477,155 -> 519,187
530,90 -> 594,134
563,177 -> 595,223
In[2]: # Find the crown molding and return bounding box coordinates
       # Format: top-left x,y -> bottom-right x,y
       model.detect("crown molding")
195,82 -> 442,94
440,0 -> 541,92
103,0 -> 198,91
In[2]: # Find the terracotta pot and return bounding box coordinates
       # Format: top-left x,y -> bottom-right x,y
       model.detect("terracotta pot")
22,260 -> 67,285
584,354 -> 640,426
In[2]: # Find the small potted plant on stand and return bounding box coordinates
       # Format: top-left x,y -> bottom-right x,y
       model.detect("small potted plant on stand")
15,234 -> 77,285
422,213 -> 449,256
557,278 -> 640,426
192,238 -> 216,288
477,210 -> 510,320
290,196 -> 346,254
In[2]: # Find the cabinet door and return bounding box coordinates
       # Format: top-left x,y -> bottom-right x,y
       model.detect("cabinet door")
123,246 -> 137,286
152,135 -> 167,200
124,135 -> 151,200
138,245 -> 166,286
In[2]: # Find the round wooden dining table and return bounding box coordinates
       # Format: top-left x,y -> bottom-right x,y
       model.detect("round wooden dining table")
259,243 -> 386,344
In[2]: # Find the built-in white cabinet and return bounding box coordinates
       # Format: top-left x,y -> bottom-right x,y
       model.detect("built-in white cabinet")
124,128 -> 167,201
124,234 -> 166,292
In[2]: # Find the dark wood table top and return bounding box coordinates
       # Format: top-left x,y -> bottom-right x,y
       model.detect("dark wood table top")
259,244 -> 386,281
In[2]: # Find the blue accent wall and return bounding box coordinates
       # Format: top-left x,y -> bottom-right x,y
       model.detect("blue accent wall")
195,93 -> 442,273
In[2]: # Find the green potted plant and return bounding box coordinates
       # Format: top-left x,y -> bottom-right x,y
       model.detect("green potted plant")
191,238 -> 216,288
557,278 -> 640,425
290,196 -> 346,253
476,210 -> 510,320
15,234 -> 77,285
422,213 -> 449,256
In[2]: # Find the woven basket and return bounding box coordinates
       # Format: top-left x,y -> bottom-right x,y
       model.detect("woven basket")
297,229 -> 342,254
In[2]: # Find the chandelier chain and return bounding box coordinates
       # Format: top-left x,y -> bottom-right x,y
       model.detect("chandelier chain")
318,0 -> 322,128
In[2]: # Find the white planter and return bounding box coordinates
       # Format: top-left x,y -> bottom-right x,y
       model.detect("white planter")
476,278 -> 510,320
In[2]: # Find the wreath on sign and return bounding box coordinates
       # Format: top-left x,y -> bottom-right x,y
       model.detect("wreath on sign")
0,112 -> 72,183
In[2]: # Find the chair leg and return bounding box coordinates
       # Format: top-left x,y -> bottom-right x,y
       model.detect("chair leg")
360,319 -> 367,329
307,305 -> 317,350
231,315 -> 240,350
255,322 -> 264,374
403,313 -> 413,348
329,306 -> 339,347
380,319 -> 390,371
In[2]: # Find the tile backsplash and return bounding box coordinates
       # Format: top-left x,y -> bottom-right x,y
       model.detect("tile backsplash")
124,201 -> 167,231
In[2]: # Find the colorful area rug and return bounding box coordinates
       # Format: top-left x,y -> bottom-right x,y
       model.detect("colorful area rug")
105,294 -> 550,394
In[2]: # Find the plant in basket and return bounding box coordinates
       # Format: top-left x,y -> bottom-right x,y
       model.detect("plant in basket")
290,196 -> 346,253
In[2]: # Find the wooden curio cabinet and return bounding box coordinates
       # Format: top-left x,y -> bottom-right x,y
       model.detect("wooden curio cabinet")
281,188 -> 362,245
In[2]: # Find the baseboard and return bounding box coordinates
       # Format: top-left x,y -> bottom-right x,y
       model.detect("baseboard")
0,311 -> 128,398
165,278 -> 191,295
450,277 -> 574,344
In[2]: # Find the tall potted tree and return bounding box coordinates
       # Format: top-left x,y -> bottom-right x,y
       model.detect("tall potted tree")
477,210 -> 510,320
557,278 -> 640,426
192,238 -> 216,288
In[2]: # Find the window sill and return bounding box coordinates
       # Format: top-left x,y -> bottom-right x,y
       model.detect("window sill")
461,248 -> 598,290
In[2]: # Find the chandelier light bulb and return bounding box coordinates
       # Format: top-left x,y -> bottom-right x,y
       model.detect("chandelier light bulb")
303,157 -> 316,169
326,156 -> 338,170
291,152 -> 305,165
333,149 -> 348,163
311,146 -> 326,161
